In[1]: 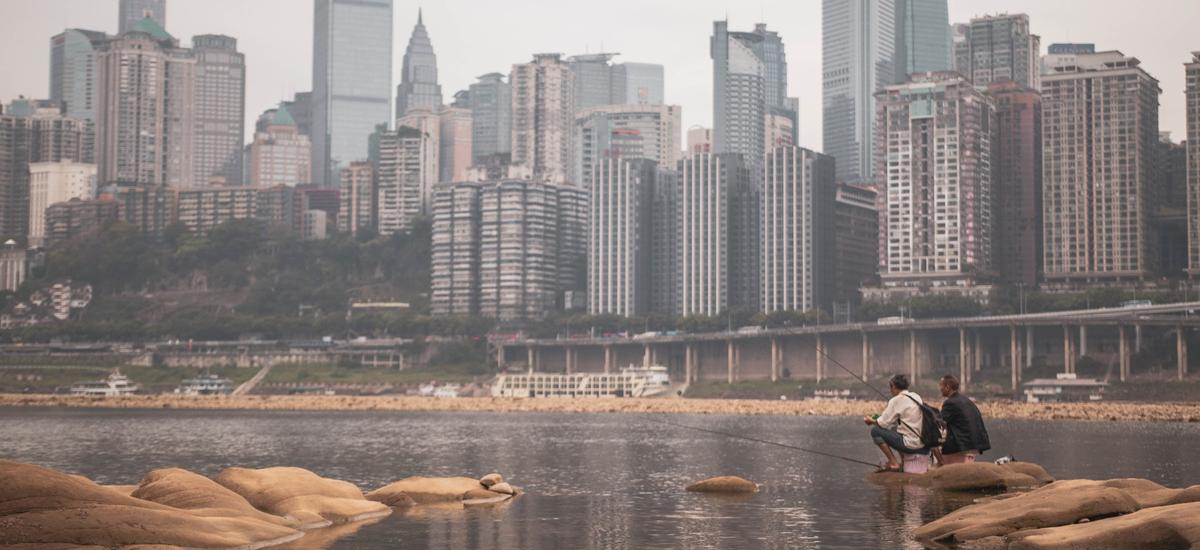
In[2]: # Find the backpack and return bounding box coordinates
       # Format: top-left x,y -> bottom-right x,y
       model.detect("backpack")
906,394 -> 948,449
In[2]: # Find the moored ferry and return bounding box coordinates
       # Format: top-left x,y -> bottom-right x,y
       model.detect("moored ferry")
492,365 -> 672,398
70,370 -> 140,397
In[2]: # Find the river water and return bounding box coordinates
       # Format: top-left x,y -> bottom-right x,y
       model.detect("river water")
1,407 -> 1198,549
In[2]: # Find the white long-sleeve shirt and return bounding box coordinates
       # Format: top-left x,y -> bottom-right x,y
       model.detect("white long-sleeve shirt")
877,390 -> 924,449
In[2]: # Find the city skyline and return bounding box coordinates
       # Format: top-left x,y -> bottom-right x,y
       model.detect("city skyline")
2,0 -> 1198,150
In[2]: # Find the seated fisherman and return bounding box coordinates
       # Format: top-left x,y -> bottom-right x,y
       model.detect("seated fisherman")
863,374 -> 926,472
933,374 -> 991,465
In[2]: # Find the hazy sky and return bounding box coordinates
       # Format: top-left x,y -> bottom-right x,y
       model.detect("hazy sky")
3,0 -> 1198,150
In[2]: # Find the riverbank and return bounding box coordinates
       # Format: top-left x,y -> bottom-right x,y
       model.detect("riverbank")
1,393 -> 1197,422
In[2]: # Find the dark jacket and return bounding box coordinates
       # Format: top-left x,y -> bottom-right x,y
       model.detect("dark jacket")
940,392 -> 991,455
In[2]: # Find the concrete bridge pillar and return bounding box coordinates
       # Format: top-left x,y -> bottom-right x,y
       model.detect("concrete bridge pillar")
1026,326 -> 1034,368
1010,326 -> 1020,393
1119,325 -> 1131,382
497,345 -> 506,370
1136,324 -> 1143,353
685,344 -> 695,383
908,331 -> 917,385
861,332 -> 871,379
1178,326 -> 1188,381
974,330 -> 983,372
604,345 -> 613,374
1062,325 -> 1075,374
958,328 -> 969,392
816,334 -> 825,383
527,346 -> 537,374
770,338 -> 780,382
643,344 -> 652,368
727,340 -> 736,384
1079,325 -> 1088,357
564,347 -> 574,375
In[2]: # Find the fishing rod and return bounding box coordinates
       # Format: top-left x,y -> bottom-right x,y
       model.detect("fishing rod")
646,415 -> 879,468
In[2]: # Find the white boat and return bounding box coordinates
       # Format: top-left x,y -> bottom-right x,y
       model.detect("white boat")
175,374 -> 234,395
492,364 -> 672,399
71,370 -> 140,397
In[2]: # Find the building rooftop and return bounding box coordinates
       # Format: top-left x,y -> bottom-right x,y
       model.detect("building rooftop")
129,16 -> 173,43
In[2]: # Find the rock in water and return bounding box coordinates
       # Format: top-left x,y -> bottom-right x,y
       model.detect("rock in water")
926,463 -> 1046,492
480,473 -> 504,488
489,482 -> 516,495
914,478 -> 1200,545
214,466 -> 391,529
0,460 -> 303,548
1006,502 -> 1200,549
367,476 -> 490,505
686,476 -> 759,494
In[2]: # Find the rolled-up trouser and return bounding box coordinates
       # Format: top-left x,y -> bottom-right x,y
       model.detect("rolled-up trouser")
871,425 -> 926,455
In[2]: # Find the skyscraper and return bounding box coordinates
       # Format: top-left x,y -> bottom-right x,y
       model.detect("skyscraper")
711,21 -> 765,166
191,34 -> 245,185
987,81 -> 1042,286
95,19 -> 194,187
249,105 -> 311,188
468,73 -> 511,164
893,0 -> 951,82
761,146 -> 836,313
312,0 -> 393,185
1187,53 -> 1200,277
677,153 -> 757,316
430,182 -> 482,316
337,160 -> 374,235
872,73 -> 994,298
438,107 -> 472,183
119,0 -> 166,34
28,162 -> 96,247
49,28 -> 106,162
960,14 -> 1040,89
511,54 -> 575,184
822,0 -> 895,184
574,104 -> 681,188
587,158 -> 658,316
394,109 -> 439,212
395,10 -> 443,119
1042,52 -> 1160,285
568,54 -> 666,110
832,182 -> 879,303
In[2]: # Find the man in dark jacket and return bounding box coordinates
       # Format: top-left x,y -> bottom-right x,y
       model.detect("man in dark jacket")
933,375 -> 990,465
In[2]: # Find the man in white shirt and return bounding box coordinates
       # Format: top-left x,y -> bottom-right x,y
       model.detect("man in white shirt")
863,374 -> 926,472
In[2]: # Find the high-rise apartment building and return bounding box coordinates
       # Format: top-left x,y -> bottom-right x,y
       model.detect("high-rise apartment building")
170,185 -> 257,235
49,28 -> 106,162
872,73 -> 994,297
575,104 -> 681,188
987,81 -> 1042,286
893,0 -> 951,81
431,179 -> 585,319
761,147 -> 836,313
0,101 -> 88,242
374,126 -> 423,235
468,73 -> 512,165
0,241 -> 27,292
1155,133 -> 1188,278
28,162 -> 96,247
430,182 -> 482,316
1042,52 -> 1160,285
686,126 -> 712,156
119,0 -> 166,34
568,54 -> 665,110
1188,53 -> 1200,277
338,160 -> 374,235
959,14 -> 1040,89
249,105 -> 311,187
395,10 -> 443,118
511,54 -> 575,184
191,35 -> 245,185
312,0 -> 393,185
1042,43 -> 1095,74
677,153 -> 757,316
823,0 -> 895,184
44,197 -> 120,248
711,21 -> 766,166
95,19 -> 194,187
586,158 -> 676,316
394,110 -> 439,211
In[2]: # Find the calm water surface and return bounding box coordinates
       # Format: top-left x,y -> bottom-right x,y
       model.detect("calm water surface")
1,407 -> 1198,549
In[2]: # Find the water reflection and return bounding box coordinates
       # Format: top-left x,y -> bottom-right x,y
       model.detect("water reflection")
0,408 -> 1196,549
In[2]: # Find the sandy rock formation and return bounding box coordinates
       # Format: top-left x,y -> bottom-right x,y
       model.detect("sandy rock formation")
1006,502 -> 1200,549
367,476 -> 492,505
489,482 -> 516,495
914,478 -> 1200,545
867,461 -> 1054,493
686,476 -> 759,494
214,466 -> 391,529
132,467 -> 297,527
0,460 -> 303,548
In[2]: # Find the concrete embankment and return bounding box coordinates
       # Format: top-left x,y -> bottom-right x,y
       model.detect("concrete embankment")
1,393 -> 1198,422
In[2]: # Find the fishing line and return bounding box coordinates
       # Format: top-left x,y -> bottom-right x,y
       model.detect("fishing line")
645,415 -> 879,468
